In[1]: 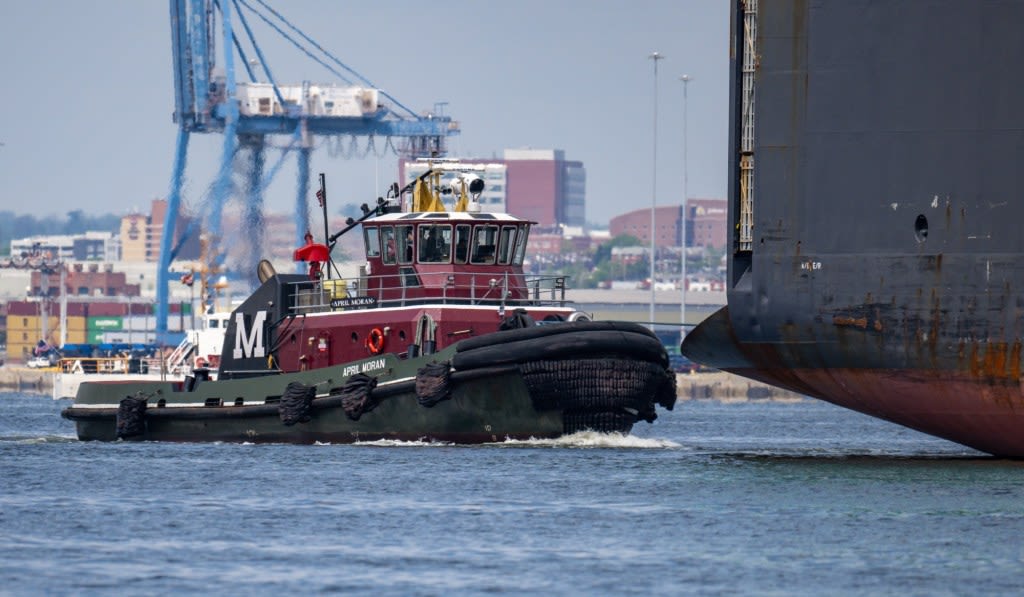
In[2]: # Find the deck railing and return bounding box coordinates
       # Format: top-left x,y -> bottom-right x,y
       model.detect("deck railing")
58,356 -> 166,376
286,271 -> 569,315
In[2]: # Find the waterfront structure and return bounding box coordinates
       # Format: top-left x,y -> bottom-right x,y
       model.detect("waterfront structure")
10,232 -> 120,263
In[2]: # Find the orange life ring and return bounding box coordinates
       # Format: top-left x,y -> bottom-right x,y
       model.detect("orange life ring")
366,328 -> 386,354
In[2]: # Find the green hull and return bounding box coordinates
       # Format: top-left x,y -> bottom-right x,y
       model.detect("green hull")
63,323 -> 676,444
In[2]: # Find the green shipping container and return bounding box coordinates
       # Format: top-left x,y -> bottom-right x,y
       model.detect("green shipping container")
88,316 -> 123,330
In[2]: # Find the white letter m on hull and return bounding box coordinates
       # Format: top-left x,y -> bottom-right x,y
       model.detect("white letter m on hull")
233,310 -> 267,359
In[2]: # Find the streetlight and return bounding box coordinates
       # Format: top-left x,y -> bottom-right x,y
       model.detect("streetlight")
679,74 -> 692,343
649,51 -> 664,330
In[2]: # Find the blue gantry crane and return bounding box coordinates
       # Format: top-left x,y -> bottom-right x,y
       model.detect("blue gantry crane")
158,0 -> 458,340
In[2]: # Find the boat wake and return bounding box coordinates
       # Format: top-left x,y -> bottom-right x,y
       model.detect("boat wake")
328,432 -> 680,449
0,434 -> 77,444
497,431 -> 680,449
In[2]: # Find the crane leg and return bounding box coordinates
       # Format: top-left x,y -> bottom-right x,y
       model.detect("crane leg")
157,127 -> 190,344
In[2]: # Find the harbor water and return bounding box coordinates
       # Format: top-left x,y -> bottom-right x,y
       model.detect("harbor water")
2,391 -> 1023,595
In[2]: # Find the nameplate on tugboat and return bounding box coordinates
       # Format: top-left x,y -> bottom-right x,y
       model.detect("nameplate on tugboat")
330,296 -> 377,309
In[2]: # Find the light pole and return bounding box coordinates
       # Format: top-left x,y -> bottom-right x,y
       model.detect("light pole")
649,51 -> 664,329
679,74 -> 692,343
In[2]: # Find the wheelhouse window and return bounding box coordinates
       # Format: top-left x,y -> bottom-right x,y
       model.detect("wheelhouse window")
418,224 -> 452,263
397,225 -> 414,264
471,225 -> 498,264
513,225 -> 530,265
364,227 -> 381,259
381,226 -> 397,265
497,226 -> 516,265
454,224 -> 471,264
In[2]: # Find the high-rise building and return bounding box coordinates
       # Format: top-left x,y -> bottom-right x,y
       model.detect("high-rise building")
120,199 -> 199,263
399,149 -> 586,228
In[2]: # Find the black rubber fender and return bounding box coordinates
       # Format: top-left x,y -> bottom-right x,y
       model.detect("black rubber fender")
453,328 -> 668,371
455,320 -> 658,353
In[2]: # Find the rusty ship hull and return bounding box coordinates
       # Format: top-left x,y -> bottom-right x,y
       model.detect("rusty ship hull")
682,1 -> 1024,456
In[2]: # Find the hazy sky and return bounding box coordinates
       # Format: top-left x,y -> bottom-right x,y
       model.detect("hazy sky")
0,1 -> 730,226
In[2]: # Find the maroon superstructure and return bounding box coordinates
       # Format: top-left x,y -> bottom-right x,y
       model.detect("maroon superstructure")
271,187 -> 585,374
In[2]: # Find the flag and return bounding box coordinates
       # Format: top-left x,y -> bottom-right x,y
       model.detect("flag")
316,189 -> 325,207
180,272 -> 194,287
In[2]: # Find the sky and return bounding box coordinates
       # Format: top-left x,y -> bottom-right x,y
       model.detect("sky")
0,1 -> 730,227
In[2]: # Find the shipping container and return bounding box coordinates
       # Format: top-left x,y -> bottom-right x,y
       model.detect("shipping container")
8,315 -> 61,332
7,341 -> 37,362
65,315 -> 87,332
87,302 -> 127,317
87,316 -> 123,331
64,329 -> 87,344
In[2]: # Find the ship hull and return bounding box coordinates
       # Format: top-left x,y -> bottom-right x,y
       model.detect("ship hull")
684,307 -> 1024,457
63,322 -> 676,443
683,1 -> 1024,456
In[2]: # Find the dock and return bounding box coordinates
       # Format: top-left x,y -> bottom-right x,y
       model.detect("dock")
0,367 -> 53,395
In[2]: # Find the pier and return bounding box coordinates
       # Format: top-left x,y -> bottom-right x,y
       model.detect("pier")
0,367 -> 52,395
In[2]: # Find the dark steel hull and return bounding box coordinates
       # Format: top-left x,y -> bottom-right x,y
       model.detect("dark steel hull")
64,322 -> 676,443
683,1 -> 1024,456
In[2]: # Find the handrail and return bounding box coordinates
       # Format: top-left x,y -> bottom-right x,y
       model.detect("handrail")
284,270 -> 569,315
58,356 -> 164,375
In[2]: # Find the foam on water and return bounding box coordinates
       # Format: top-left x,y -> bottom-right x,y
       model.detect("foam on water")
0,434 -> 77,444
314,432 -> 680,449
496,430 -> 680,449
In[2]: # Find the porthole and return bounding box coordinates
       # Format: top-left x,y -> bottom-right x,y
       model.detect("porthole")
914,214 -> 928,243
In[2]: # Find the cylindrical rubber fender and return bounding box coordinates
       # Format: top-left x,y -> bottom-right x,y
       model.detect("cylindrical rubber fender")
116,393 -> 149,438
656,369 -> 678,411
278,381 -> 316,426
415,361 -> 452,408
340,373 -> 379,421
455,320 -> 658,353
453,329 -> 667,371
519,358 -> 672,412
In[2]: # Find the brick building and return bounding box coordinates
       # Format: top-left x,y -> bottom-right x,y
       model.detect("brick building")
609,199 -> 726,250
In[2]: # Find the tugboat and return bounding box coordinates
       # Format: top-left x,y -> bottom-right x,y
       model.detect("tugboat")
62,164 -> 676,443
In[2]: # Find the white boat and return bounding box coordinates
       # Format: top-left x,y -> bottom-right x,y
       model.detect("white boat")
51,311 -> 228,400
